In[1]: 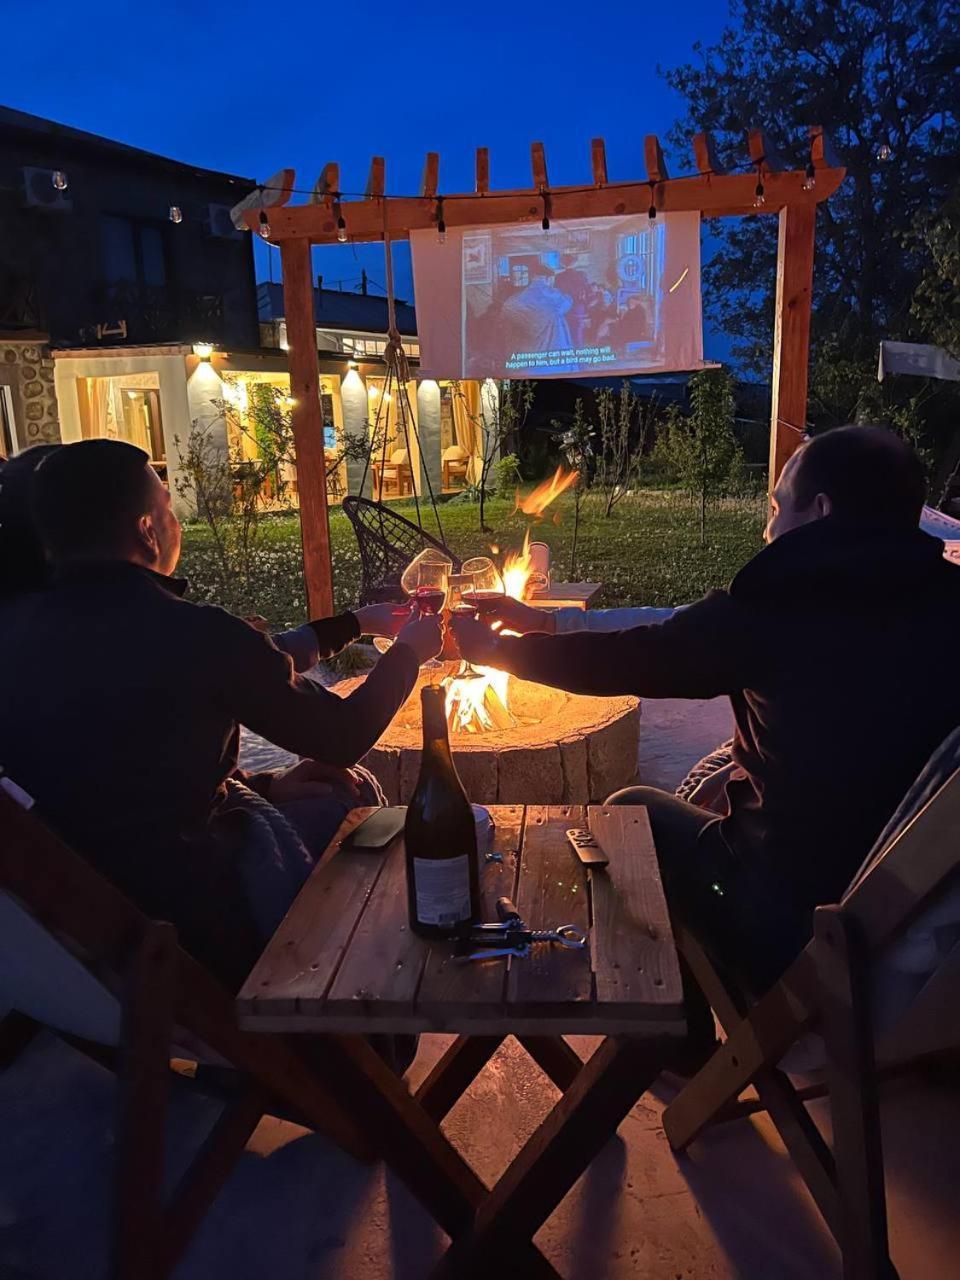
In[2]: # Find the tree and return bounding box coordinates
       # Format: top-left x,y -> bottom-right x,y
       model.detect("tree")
662,1 -> 960,376
657,369 -> 745,546
458,379 -> 534,531
911,183 -> 960,360
594,384 -> 653,517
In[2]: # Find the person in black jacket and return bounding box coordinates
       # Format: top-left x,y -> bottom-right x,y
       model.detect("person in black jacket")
0,440 -> 441,986
454,426 -> 960,998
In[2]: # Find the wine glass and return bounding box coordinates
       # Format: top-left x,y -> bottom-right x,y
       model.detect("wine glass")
402,548 -> 452,668
448,572 -> 484,677
460,556 -> 506,618
373,548 -> 452,655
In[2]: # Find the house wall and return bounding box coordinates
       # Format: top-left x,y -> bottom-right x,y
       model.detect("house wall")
0,337 -> 59,449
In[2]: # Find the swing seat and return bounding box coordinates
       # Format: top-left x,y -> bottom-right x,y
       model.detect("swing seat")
342,496 -> 462,605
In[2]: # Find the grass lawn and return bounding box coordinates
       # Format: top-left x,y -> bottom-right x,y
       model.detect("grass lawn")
178,489 -> 768,628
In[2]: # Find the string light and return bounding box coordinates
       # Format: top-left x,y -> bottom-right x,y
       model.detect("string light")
648,181 -> 657,220
436,195 -> 446,244
258,209 -> 271,240
334,197 -> 348,243
52,170 -> 68,192
541,191 -> 551,232
802,161 -> 816,192
753,170 -> 766,208
169,205 -> 183,224
875,142 -> 893,163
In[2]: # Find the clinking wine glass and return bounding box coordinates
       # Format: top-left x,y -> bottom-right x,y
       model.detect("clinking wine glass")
448,572 -> 484,677
402,550 -> 452,668
460,557 -> 506,618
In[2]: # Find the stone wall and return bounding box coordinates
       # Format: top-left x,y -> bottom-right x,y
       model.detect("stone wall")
1,339 -> 60,449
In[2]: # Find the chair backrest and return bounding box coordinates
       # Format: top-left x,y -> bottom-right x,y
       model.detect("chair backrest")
341,495 -> 462,605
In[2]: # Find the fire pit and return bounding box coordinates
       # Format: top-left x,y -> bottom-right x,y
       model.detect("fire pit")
343,663 -> 639,805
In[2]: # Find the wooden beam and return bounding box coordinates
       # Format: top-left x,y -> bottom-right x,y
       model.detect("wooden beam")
769,202 -> 816,493
366,157 -> 385,199
692,131 -> 725,175
242,166 -> 845,242
809,125 -> 842,170
229,168 -> 295,230
590,138 -> 608,186
748,129 -> 787,172
530,141 -> 548,190
475,147 -> 490,195
279,237 -> 334,617
644,135 -> 669,183
421,152 -> 439,199
310,163 -> 339,204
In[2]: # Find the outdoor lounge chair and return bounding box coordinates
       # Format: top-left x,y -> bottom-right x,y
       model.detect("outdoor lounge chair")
0,779 -> 379,1280
342,494 -> 462,605
662,727 -> 960,1280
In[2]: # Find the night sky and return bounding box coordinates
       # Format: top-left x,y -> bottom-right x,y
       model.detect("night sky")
2,0 -> 735,359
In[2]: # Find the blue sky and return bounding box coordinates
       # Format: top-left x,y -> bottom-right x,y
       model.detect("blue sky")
2,0 -> 735,359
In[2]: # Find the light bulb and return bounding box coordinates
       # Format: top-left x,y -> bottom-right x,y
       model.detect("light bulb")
648,204 -> 657,220
336,215 -> 348,243
52,170 -> 68,192
169,205 -> 183,224
258,210 -> 271,240
802,162 -> 816,192
753,180 -> 766,208
876,142 -> 893,162
438,220 -> 446,244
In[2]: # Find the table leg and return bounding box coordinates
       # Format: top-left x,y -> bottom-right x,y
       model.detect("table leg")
518,1035 -> 583,1092
430,1035 -> 672,1278
415,1035 -> 504,1122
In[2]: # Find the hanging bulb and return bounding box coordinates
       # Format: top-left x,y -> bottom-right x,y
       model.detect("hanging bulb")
436,196 -> 446,244
753,177 -> 766,208
802,162 -> 816,192
258,209 -> 271,240
334,200 -> 348,243
875,142 -> 893,163
541,192 -> 551,232
169,205 -> 183,224
648,202 -> 657,220
52,170 -> 68,192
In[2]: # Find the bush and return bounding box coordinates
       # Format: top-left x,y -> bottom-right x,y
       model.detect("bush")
492,453 -> 522,497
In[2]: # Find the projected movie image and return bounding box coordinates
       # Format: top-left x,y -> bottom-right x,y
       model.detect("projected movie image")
463,216 -> 673,379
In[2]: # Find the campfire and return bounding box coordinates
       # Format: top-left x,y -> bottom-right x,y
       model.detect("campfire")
443,469 -> 577,736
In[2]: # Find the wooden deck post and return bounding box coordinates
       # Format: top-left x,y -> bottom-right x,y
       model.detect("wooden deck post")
768,202 -> 817,494
280,237 -> 334,617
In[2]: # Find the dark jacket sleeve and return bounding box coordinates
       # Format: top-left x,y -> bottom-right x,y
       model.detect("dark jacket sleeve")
493,591 -> 763,700
209,610 -> 418,766
271,612 -> 361,672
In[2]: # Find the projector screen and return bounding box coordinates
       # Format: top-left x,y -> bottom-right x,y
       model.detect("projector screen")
411,211 -> 704,380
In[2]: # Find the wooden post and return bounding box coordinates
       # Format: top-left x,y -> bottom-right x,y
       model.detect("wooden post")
280,237 -> 334,617
769,202 -> 816,493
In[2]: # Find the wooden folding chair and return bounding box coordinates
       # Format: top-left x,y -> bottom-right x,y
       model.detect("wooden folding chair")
0,784 -> 374,1280
663,734 -> 960,1280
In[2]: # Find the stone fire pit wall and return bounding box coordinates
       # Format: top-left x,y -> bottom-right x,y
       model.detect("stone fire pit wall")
341,665 -> 640,806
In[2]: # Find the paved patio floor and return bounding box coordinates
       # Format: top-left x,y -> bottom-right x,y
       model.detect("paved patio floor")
2,696 -> 959,1279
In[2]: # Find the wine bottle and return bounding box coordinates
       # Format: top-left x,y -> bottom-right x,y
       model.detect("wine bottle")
405,685 -> 480,938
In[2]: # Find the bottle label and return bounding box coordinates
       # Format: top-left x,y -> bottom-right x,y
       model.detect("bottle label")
413,855 -> 472,927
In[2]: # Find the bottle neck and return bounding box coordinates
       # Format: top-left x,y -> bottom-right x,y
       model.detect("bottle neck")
421,688 -> 452,761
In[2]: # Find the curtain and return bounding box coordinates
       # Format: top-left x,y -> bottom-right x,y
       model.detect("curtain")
79,377 -> 110,439
452,382 -> 482,483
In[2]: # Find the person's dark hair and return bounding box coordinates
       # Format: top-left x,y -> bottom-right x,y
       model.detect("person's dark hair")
31,439 -> 154,563
0,444 -> 62,597
790,425 -> 926,529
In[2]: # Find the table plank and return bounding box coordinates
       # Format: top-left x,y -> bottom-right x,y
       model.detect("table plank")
587,806 -> 684,1021
417,805 -> 524,1020
237,807 -> 384,1017
507,805 -> 594,1013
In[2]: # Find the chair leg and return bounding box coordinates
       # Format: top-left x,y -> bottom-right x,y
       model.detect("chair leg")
113,922 -> 179,1280
815,906 -> 899,1280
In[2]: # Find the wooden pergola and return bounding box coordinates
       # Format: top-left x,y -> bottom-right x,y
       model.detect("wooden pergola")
240,128 -> 845,616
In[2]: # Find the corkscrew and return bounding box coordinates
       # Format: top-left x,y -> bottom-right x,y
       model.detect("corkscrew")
453,896 -> 588,962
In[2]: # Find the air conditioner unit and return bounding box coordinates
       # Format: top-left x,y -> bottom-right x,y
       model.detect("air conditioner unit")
204,203 -> 243,240
21,167 -> 72,211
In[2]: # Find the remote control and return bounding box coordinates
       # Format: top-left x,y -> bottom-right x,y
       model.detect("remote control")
566,827 -> 609,867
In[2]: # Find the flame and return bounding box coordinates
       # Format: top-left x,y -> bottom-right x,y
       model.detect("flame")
515,466 -> 579,518
443,531 -> 539,735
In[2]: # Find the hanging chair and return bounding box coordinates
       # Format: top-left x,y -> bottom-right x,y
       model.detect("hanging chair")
342,220 -> 458,604
342,495 -> 462,604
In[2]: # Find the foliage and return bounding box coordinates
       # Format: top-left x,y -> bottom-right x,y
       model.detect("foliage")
662,0 -> 960,376
178,487 -> 768,627
555,398 -> 594,576
655,370 -> 746,546
594,385 -> 652,516
910,183 -> 960,361
492,452 -> 523,497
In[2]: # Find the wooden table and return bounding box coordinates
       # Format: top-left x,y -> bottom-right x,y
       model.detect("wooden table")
527,582 -> 603,611
238,804 -> 683,1277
